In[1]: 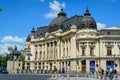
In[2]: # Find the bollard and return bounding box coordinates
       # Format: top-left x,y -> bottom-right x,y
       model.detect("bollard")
52,74 -> 54,78
67,74 -> 70,80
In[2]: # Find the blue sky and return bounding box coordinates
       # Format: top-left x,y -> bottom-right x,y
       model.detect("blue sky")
0,0 -> 120,54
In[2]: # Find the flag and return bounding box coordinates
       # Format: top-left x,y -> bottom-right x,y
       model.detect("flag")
28,53 -> 32,57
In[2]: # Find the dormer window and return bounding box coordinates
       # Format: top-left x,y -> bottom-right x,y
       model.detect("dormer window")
107,32 -> 110,35
90,23 -> 94,28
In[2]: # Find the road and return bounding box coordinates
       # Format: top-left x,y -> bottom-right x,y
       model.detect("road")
0,73 -> 85,80
0,74 -> 51,80
0,73 -> 120,80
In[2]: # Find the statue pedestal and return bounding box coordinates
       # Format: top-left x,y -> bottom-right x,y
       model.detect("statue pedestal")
7,60 -> 22,73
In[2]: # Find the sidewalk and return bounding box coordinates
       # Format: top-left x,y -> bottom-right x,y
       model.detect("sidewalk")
50,76 -> 120,80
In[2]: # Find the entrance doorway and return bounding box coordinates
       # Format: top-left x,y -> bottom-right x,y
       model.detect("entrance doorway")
106,60 -> 114,71
90,60 -> 95,73
81,60 -> 86,73
49,63 -> 52,71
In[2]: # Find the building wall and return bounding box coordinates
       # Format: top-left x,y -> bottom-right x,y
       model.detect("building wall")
24,25 -> 120,73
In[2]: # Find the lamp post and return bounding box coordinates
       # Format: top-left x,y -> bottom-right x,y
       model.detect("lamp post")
76,56 -> 79,77
113,54 -> 116,69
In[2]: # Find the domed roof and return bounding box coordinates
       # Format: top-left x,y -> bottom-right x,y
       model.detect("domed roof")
49,9 -> 68,26
80,8 -> 97,29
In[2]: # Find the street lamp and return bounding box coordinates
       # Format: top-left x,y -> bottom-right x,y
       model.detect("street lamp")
113,54 -> 116,69
76,56 -> 79,77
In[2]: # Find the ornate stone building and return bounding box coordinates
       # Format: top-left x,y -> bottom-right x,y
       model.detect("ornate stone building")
25,8 -> 120,73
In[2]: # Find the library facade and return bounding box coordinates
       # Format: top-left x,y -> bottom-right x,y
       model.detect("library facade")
24,8 -> 120,73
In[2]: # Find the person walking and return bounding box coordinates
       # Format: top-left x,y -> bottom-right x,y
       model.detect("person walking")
53,66 -> 58,78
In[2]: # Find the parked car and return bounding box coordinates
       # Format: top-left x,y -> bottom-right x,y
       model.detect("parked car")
0,68 -> 8,74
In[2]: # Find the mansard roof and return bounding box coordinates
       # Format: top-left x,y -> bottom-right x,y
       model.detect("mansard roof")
49,9 -> 68,26
26,8 -> 99,42
100,26 -> 120,35
79,8 -> 97,29
102,26 -> 120,30
26,8 -> 97,42
34,15 -> 83,38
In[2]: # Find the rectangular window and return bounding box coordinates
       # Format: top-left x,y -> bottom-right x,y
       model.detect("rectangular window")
90,47 -> 94,56
35,52 -> 38,60
28,55 -> 30,60
27,63 -> 30,70
107,47 -> 112,56
82,47 -> 85,56
119,47 -> 120,55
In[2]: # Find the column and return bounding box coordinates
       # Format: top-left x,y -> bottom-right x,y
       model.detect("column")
45,43 -> 47,60
30,62 -> 34,72
86,60 -> 89,73
61,40 -> 63,58
65,40 -> 66,57
38,45 -> 40,60
53,42 -> 55,59
49,42 -> 50,59
57,40 -> 60,59
49,42 -> 52,59
102,60 -> 106,70
51,42 -> 53,59
66,39 -> 68,57
115,41 -> 117,55
96,41 -> 99,57
47,43 -> 49,59
70,34 -> 76,58
30,44 -> 35,61
68,38 -> 70,57
86,42 -> 89,56
70,60 -> 76,72
42,46 -> 43,60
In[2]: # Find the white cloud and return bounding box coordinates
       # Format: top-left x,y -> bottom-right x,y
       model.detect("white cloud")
0,44 -> 24,54
45,0 -> 66,18
97,22 -> 107,30
1,36 -> 25,43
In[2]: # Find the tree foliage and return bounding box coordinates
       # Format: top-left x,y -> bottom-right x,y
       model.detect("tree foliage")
18,54 -> 25,65
0,54 -> 9,68
0,8 -> 2,11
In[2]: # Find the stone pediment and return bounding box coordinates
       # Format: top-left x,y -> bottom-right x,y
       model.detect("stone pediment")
44,33 -> 58,39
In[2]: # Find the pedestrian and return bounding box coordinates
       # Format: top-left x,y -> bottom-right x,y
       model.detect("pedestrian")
108,67 -> 114,80
101,69 -> 104,77
94,70 -> 97,78
105,70 -> 108,76
113,69 -> 117,78
98,67 -> 103,79
53,66 -> 58,78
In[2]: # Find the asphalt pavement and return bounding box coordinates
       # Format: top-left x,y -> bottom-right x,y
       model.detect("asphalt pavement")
0,74 -> 51,80
0,73 -> 120,80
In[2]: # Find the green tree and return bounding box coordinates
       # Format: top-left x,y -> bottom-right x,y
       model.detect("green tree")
18,54 -> 25,69
0,54 -> 9,68
0,55 -> 2,66
0,8 -> 2,11
18,54 -> 25,64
